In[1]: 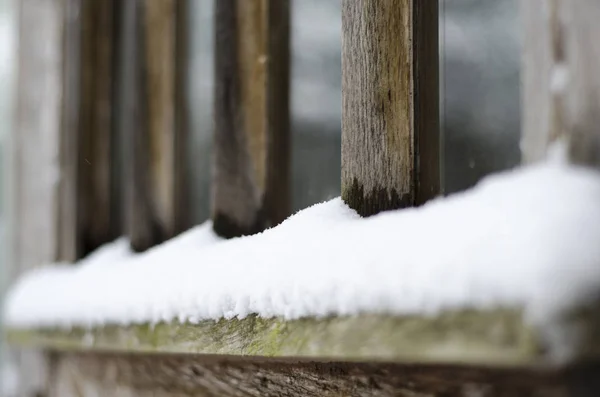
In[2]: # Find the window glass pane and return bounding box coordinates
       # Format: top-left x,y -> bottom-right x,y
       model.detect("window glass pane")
291,0 -> 341,211
187,0 -> 214,225
442,0 -> 521,193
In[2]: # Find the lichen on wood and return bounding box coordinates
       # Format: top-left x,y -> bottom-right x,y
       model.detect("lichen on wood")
8,310 -> 543,366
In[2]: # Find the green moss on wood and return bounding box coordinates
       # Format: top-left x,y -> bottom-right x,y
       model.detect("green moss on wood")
6,309 -> 547,366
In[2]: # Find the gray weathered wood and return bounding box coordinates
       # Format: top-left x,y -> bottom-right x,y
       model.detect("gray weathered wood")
522,0 -> 600,167
125,0 -> 188,252
341,0 -> 440,217
10,1 -> 66,395
212,0 -> 291,239
10,0 -> 122,388
47,352 -> 600,397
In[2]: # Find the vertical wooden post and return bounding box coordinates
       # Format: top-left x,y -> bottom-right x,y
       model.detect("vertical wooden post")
125,0 -> 188,252
212,0 -> 291,239
341,0 -> 439,217
58,0 -> 120,261
77,0 -> 120,257
10,1 -> 66,395
15,0 -> 119,264
522,0 -> 600,167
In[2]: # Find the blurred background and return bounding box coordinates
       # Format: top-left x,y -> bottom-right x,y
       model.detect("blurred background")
0,0 -> 520,392
1,0 -> 14,391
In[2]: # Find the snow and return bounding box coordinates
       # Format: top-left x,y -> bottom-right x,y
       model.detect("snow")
4,163 -> 600,340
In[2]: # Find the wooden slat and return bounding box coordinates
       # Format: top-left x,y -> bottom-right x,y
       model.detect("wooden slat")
341,0 -> 440,217
47,353 -> 600,397
212,0 -> 291,239
125,0 -> 188,252
522,0 -> 600,167
7,310 -> 540,365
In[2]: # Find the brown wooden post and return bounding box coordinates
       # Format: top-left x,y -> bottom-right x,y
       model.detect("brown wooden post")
77,0 -> 120,257
125,0 -> 188,252
522,0 -> 600,167
341,0 -> 440,217
212,0 -> 291,238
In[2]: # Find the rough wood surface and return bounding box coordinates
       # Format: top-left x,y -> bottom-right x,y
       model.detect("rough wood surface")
2,310 -> 555,366
341,0 -> 439,217
126,0 -> 188,252
46,352 -> 600,397
522,0 -> 600,167
11,304 -> 600,367
212,0 -> 290,239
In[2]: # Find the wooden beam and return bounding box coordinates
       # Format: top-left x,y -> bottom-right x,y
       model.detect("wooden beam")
341,0 -> 440,217
522,0 -> 600,167
212,0 -> 291,239
125,0 -> 188,252
46,353 -> 600,397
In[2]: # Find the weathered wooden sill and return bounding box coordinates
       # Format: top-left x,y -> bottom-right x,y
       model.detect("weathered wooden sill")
7,307 -> 600,366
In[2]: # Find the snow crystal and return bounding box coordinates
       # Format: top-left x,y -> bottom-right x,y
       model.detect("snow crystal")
4,163 -> 600,336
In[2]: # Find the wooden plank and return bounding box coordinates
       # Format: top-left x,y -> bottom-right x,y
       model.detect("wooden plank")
212,0 -> 291,239
522,0 -> 600,167
341,0 -> 439,217
125,0 -> 188,252
45,353 -> 600,397
8,310 -> 541,365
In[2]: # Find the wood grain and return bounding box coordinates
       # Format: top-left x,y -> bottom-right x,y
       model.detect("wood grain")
212,0 -> 290,239
125,0 -> 188,252
47,352 -> 600,397
341,0 -> 439,217
522,0 -> 600,167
